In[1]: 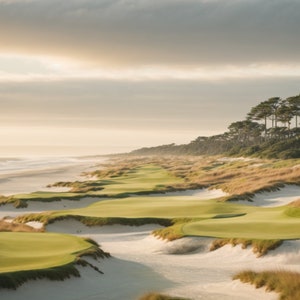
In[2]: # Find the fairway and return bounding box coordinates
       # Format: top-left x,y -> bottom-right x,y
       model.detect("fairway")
20,193 -> 300,241
5,165 -> 184,206
0,232 -> 95,273
92,164 -> 184,195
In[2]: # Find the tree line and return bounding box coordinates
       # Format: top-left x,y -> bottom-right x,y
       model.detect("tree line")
131,94 -> 300,159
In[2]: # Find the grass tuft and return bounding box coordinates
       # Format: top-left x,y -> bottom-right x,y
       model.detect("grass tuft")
233,270 -> 300,300
0,220 -> 42,232
138,292 -> 190,300
210,238 -> 283,257
0,263 -> 81,290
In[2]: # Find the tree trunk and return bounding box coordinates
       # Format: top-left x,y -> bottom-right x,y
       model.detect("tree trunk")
264,116 -> 267,139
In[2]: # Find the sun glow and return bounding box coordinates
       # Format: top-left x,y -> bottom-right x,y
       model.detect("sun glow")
1,53 -> 300,82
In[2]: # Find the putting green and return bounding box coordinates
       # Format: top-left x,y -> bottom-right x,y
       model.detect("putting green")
182,207 -> 300,239
0,232 -> 94,273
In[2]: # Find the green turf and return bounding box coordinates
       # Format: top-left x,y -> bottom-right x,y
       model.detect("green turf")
5,165 -> 183,205
98,164 -> 183,195
18,193 -> 300,241
0,232 -> 95,273
9,162 -> 300,241
182,207 -> 300,239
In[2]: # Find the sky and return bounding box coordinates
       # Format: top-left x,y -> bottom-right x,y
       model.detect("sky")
1,0 -> 300,156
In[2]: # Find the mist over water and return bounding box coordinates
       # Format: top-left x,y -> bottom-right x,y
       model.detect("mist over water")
0,155 -> 107,196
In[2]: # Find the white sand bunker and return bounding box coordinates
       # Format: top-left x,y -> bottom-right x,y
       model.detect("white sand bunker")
250,185 -> 300,207
44,220 -> 282,300
151,188 -> 228,199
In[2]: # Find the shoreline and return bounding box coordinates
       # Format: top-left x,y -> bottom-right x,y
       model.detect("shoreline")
0,157 -> 107,196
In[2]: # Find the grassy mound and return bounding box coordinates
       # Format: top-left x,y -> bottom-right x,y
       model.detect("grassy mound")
233,270 -> 300,300
0,232 -> 110,289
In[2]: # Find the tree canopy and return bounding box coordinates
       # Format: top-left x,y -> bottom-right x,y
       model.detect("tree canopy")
131,93 -> 300,159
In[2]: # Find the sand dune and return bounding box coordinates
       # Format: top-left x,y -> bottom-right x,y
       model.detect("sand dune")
248,185 -> 300,207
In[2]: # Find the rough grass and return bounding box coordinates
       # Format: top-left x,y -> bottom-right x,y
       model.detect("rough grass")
119,156 -> 300,199
233,270 -> 300,300
288,198 -> 300,207
0,220 -> 42,232
0,232 -> 110,289
15,214 -> 173,228
152,224 -> 184,241
210,238 -> 283,257
138,292 -> 190,300
4,156 -> 300,207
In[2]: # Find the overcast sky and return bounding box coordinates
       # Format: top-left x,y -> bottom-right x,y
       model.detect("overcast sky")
1,0 -> 300,156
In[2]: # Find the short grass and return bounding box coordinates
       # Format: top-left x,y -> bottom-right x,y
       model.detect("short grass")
0,232 -> 98,273
0,232 -> 110,289
12,157 -> 300,244
0,164 -> 184,206
16,194 -> 300,242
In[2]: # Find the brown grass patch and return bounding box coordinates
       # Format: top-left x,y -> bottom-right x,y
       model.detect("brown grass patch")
138,292 -> 190,300
289,198 -> 300,207
114,156 -> 300,199
210,238 -> 283,257
233,270 -> 300,300
0,220 -> 42,232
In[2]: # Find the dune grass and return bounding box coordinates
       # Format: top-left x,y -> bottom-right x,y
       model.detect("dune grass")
138,292 -> 190,300
233,270 -> 300,300
0,220 -> 42,232
3,156 -> 300,207
0,232 -> 110,289
210,238 -> 283,257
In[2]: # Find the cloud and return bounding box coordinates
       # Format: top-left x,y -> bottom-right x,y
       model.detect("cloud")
0,0 -> 300,68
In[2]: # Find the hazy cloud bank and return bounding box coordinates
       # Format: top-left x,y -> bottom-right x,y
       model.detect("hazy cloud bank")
1,0 -> 300,67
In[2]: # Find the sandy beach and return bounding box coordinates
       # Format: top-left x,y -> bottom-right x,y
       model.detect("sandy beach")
0,156 -> 107,196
